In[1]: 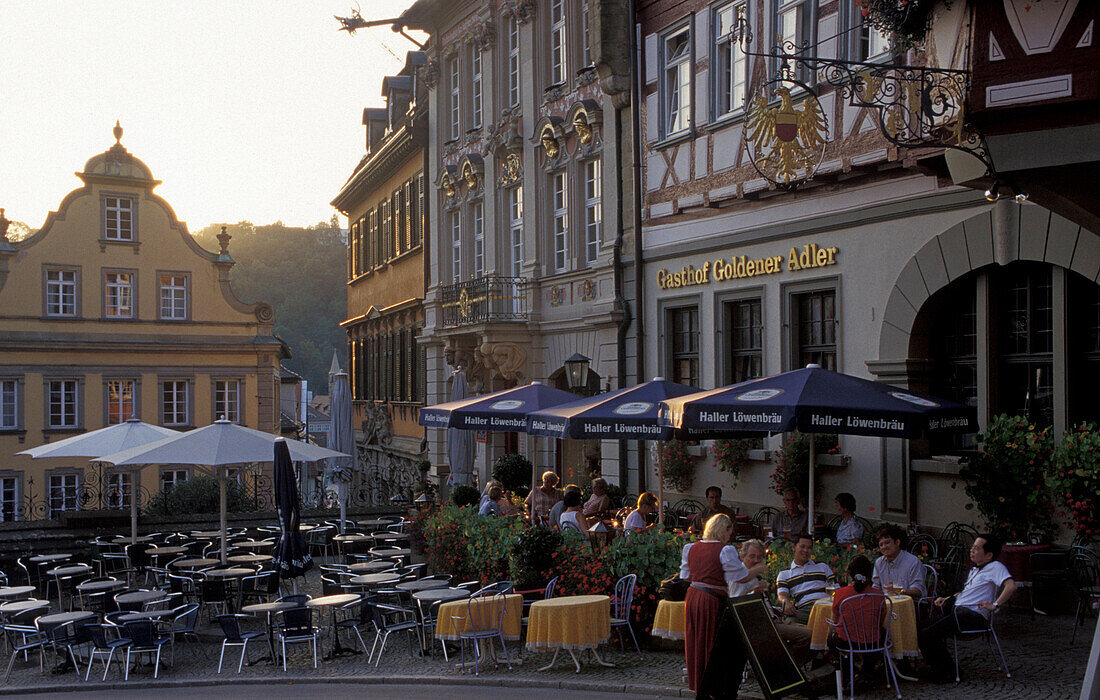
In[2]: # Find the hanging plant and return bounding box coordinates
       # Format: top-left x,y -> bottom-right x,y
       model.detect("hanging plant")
770,432 -> 838,502
712,439 -> 754,492
856,0 -> 941,51
1048,422 -> 1100,537
654,439 -> 699,493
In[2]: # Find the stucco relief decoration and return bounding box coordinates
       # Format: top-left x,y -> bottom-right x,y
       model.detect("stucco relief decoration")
538,123 -> 563,162
461,161 -> 479,190
498,152 -> 522,186
503,0 -> 537,24
439,165 -> 459,202
421,58 -> 439,89
465,20 -> 496,50
483,341 -> 527,385
359,402 -> 394,447
549,285 -> 565,307
743,81 -> 829,187
573,113 -> 593,145
580,279 -> 597,301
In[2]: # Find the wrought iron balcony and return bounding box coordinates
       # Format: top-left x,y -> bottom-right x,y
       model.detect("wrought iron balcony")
440,275 -> 527,328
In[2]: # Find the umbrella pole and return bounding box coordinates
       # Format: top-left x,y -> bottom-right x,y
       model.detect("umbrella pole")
807,436 -> 816,538
130,481 -> 138,544
658,455 -> 665,532
338,481 -> 347,534
220,470 -> 228,565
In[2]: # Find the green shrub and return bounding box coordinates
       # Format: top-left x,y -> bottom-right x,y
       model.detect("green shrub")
1049,422 -> 1100,536
508,525 -> 564,589
492,453 -> 532,492
464,513 -> 525,584
451,483 -> 480,508
423,504 -> 474,580
144,476 -> 251,516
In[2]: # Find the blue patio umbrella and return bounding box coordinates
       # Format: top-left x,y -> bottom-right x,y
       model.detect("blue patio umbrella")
272,439 -> 313,580
526,377 -> 698,527
660,364 -> 977,527
329,372 -> 355,533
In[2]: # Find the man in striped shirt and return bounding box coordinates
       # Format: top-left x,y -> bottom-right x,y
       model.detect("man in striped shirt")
777,533 -> 834,624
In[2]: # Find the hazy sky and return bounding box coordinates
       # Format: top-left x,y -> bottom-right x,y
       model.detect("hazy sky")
0,1 -> 423,232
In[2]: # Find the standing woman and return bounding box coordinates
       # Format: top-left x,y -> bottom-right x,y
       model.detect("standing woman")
680,513 -> 768,698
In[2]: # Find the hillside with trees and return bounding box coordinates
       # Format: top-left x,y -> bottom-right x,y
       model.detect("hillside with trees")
192,218 -> 347,391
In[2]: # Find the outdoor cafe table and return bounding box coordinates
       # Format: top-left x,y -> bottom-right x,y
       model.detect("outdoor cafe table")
358,518 -> 395,529
651,599 -> 685,640
349,561 -> 396,574
806,594 -> 920,660
172,557 -> 219,570
307,593 -> 362,658
436,592 -> 523,642
0,586 -> 37,601
204,567 -> 253,579
76,578 -> 125,606
242,601 -> 297,664
333,534 -> 372,543
145,546 -> 187,557
371,532 -> 408,543
29,554 -> 72,564
119,609 -> 174,623
191,531 -> 222,539
395,579 -> 449,594
228,554 -> 273,566
526,595 -> 614,673
38,610 -> 97,627
412,587 -> 471,654
349,573 -> 400,591
235,541 -> 275,550
0,599 -> 50,617
115,590 -> 168,608
113,535 -> 154,543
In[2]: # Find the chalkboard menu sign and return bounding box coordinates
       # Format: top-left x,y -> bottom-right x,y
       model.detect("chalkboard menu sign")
727,595 -> 807,699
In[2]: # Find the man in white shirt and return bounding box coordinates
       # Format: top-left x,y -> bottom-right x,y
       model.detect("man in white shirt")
872,525 -> 926,598
776,534 -> 834,624
732,539 -> 813,667
918,533 -> 1016,682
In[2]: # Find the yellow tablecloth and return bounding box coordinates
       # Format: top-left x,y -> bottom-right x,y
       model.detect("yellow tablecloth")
651,599 -> 685,640
435,593 -> 523,641
806,595 -> 920,659
526,595 -> 611,652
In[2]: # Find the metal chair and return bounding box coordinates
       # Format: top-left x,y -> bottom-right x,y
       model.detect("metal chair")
827,593 -> 901,699
81,623 -> 129,681
215,614 -> 264,673
473,580 -> 514,596
610,574 -> 641,654
361,597 -> 420,666
2,622 -> 46,682
240,571 -> 280,606
1071,548 -> 1100,645
951,604 -> 1010,682
752,506 -> 780,538
918,564 -> 940,620
454,591 -> 512,676
121,619 -> 169,680
200,579 -> 230,620
165,603 -> 201,663
908,534 -> 939,560
275,607 -> 320,670
671,498 -> 704,529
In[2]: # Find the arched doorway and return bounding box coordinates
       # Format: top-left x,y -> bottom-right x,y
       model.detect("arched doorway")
547,365 -> 603,486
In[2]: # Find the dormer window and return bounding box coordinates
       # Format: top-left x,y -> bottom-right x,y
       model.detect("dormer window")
104,196 -> 134,241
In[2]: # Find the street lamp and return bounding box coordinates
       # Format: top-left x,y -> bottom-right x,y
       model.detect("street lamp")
564,353 -> 591,393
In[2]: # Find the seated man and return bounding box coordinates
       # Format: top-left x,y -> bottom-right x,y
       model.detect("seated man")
731,539 -> 813,667
917,533 -> 1016,683
771,488 -> 809,542
690,486 -> 736,533
776,533 -> 834,624
871,525 -> 925,599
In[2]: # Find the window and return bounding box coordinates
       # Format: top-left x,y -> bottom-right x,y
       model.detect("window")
774,0 -> 815,82
348,218 -> 358,279
582,0 -> 592,67
105,472 -> 132,510
507,16 -> 521,106
162,380 -> 189,427
45,268 -> 77,317
394,187 -> 405,257
159,274 -> 188,320
214,379 -> 241,423
550,0 -> 567,85
450,210 -> 462,282
553,172 -> 569,271
669,306 -> 701,387
161,468 -> 189,493
104,271 -> 134,319
509,186 -> 524,277
583,160 -> 602,265
997,265 -> 1053,426
471,48 -> 483,128
48,473 -> 80,516
847,1 -> 891,61
103,196 -> 134,241
472,202 -> 484,279
382,198 -> 393,261
726,298 -> 763,382
793,290 -> 837,370
448,57 -> 460,140
105,379 -> 136,424
412,173 -> 424,247
715,2 -> 748,119
367,209 -> 378,270
47,379 -> 79,429
0,380 -> 17,430
662,26 -> 693,136
0,476 -> 19,522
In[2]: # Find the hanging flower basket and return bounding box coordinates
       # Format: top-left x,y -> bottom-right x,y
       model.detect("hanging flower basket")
856,0 -> 940,51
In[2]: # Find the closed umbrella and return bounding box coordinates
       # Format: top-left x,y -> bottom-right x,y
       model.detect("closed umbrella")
329,372 -> 355,533
447,370 -> 475,487
272,439 -> 312,581
16,418 -> 181,543
98,419 -> 348,563
660,364 -> 977,527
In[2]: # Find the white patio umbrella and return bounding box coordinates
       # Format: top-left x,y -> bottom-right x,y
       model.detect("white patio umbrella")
98,419 -> 349,563
16,418 -> 181,543
328,372 -> 355,533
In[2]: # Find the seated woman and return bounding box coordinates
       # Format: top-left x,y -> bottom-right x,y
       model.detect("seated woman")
497,490 -> 520,516
558,490 -> 586,532
834,492 -> 864,545
624,492 -> 658,532
478,486 -> 505,516
524,471 -> 562,524
582,478 -> 611,520
830,554 -> 886,651
479,479 -> 504,512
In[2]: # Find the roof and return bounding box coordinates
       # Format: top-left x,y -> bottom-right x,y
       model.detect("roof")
79,122 -> 156,184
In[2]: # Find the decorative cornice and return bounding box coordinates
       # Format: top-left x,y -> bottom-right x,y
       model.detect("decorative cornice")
421,59 -> 439,89
465,20 -> 496,50
503,0 -> 537,24
331,122 -> 425,213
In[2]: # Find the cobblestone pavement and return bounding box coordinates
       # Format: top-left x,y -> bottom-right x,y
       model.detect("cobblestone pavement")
0,568 -> 1092,699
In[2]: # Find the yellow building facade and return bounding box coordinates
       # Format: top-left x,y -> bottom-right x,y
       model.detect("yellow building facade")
0,125 -> 284,521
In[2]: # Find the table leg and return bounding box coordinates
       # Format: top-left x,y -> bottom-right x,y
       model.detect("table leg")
566,649 -> 583,673
536,648 -> 561,672
589,647 -> 615,668
324,608 -> 360,659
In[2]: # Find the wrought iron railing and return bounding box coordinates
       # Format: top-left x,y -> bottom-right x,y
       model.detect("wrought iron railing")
440,275 -> 527,328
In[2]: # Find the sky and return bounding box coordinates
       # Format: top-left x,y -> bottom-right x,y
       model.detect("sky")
0,0 -> 424,233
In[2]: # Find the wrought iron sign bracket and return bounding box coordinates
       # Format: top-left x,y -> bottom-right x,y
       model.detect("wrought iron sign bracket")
735,19 -> 1005,190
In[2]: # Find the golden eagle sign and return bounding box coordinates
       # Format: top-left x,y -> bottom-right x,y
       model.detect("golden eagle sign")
744,80 -> 829,188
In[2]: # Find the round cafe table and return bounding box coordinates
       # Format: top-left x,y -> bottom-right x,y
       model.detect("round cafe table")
228,554 -> 273,566
358,518 -> 396,529
0,599 -> 49,616
115,590 -> 168,608
349,573 -> 400,589
411,587 -> 471,654
172,557 -> 219,570
651,599 -> 685,640
204,567 -> 253,579
807,594 -> 920,660
29,553 -> 72,564
235,540 -> 275,550
242,601 -> 297,664
145,546 -> 186,557
48,564 -> 92,577
0,586 -> 37,601
333,534 -> 372,543
395,579 -> 449,593
436,592 -> 523,641
526,595 -> 614,673
349,561 -> 396,574
113,535 -> 154,543
307,593 -> 362,658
